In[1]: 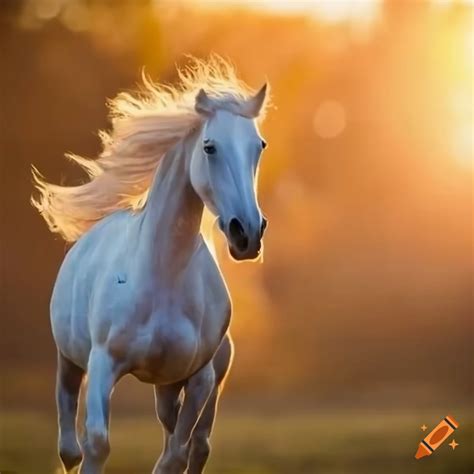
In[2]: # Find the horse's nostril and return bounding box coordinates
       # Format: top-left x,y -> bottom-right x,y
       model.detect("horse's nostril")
260,217 -> 268,236
229,217 -> 244,236
228,218 -> 249,252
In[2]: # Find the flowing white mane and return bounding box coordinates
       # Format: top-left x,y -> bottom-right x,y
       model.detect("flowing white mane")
31,56 -> 264,242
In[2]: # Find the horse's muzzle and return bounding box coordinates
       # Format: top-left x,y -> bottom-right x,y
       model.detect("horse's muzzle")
226,216 -> 265,260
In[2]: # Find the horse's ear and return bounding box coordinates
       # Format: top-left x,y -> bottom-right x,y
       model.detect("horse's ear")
195,89 -> 214,115
243,83 -> 268,118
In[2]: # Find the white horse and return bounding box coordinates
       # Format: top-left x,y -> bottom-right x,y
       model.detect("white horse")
32,57 -> 269,474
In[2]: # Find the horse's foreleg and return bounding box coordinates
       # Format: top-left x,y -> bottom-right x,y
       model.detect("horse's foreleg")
154,382 -> 184,455
188,335 -> 233,474
153,363 -> 215,474
56,351 -> 84,472
79,348 -> 121,474
186,389 -> 218,474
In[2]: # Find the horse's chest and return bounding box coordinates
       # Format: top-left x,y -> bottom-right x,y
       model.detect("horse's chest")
125,316 -> 194,383
126,302 -> 230,384
107,249 -> 231,383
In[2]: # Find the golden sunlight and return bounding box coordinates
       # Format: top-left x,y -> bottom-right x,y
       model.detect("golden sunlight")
431,0 -> 474,6
309,0 -> 381,23
194,0 -> 382,23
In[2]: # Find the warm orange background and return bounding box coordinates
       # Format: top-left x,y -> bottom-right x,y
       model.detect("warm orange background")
0,1 -> 472,473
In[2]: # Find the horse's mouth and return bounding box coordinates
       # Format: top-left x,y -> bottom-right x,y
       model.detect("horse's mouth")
228,243 -> 261,261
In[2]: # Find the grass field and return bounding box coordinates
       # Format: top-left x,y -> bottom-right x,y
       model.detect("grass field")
0,409 -> 472,474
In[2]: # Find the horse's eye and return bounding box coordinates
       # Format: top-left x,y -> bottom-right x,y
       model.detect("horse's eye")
204,144 -> 216,155
261,140 -> 267,149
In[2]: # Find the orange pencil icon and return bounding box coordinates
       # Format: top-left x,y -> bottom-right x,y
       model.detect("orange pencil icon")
415,415 -> 459,459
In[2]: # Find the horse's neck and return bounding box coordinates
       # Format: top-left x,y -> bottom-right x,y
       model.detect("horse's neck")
139,131 -> 203,280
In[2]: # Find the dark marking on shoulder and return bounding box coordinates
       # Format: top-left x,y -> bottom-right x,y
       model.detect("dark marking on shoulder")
116,272 -> 127,284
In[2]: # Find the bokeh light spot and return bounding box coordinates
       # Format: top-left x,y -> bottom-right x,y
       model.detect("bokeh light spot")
313,100 -> 347,139
35,0 -> 61,20
61,2 -> 89,32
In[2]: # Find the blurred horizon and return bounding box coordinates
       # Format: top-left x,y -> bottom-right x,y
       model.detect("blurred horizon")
0,0 -> 472,471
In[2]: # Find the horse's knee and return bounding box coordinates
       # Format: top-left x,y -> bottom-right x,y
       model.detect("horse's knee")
85,427 -> 110,460
193,435 -> 211,459
154,439 -> 189,474
188,435 -> 211,474
59,443 -> 82,471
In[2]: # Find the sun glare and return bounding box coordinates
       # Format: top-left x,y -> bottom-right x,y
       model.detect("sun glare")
309,0 -> 382,24
195,0 -> 383,24
431,0 -> 474,6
